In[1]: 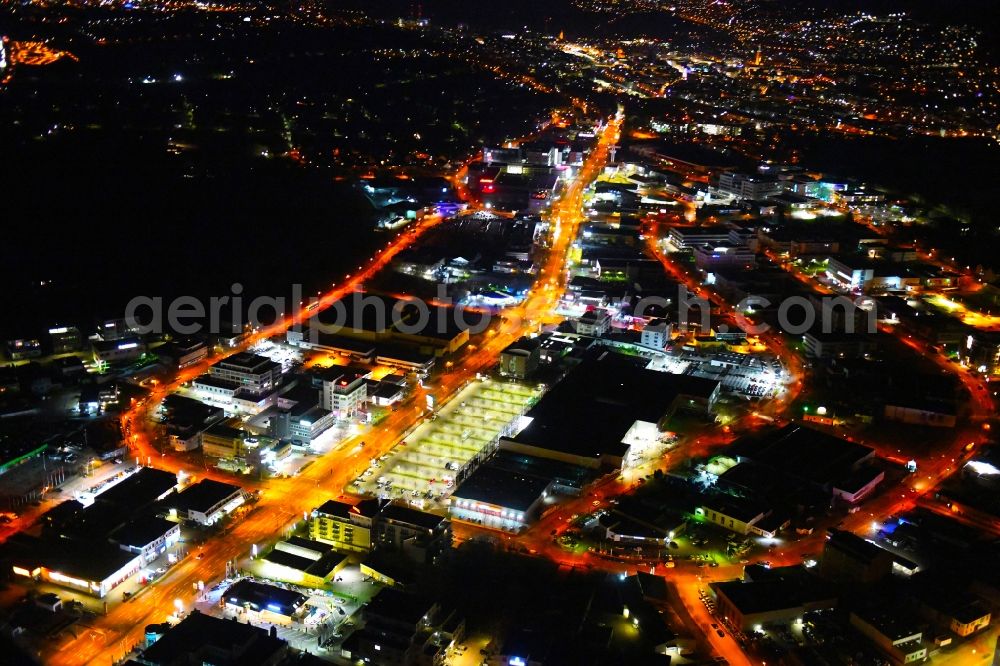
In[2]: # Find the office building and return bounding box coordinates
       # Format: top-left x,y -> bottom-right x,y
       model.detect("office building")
47,325 -> 82,354
208,352 -> 282,395
92,338 -> 146,365
693,242 -> 757,270
717,172 -> 782,200
375,503 -> 452,565
711,576 -> 836,631
340,588 -> 446,666
157,337 -> 208,368
574,310 -> 612,337
500,336 -> 542,379
259,536 -> 349,587
318,368 -> 367,420
310,499 -> 378,553
640,320 -> 672,350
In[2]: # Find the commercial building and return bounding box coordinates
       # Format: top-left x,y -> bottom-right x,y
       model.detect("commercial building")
158,394 -> 225,452
915,590 -> 991,639
960,331 -> 1000,376
831,467 -> 885,505
98,318 -> 140,342
717,172 -> 782,200
305,293 -> 471,356
501,354 -> 720,470
884,398 -> 957,428
165,479 -> 245,526
309,499 -> 450,563
729,424 -> 876,496
272,403 -> 336,447
8,534 -> 142,598
138,611 -> 289,666
92,466 -> 178,510
109,515 -> 181,565
200,423 -> 249,459
667,225 -> 733,250
287,325 -> 437,375
260,536 -> 349,587
849,610 -> 928,665
574,309 -> 612,337
367,379 -> 406,407
711,575 -> 836,631
693,242 -> 757,270
640,320 -> 672,350
450,463 -> 554,532
286,328 -> 377,363
224,579 -> 307,626
820,528 -> 893,584
802,330 -> 878,359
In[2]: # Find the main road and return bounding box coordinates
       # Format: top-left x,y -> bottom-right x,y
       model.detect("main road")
44,112 -> 623,666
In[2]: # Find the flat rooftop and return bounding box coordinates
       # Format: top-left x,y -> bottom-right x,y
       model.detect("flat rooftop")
365,587 -> 435,626
110,514 -> 177,549
168,479 -> 242,513
94,467 -> 177,509
5,533 -> 139,584
224,579 -> 306,615
213,352 -> 279,374
730,423 -> 874,487
508,354 -> 719,462
825,528 -> 890,564
140,611 -> 286,666
379,503 -> 447,531
452,463 -> 552,513
712,577 -> 835,616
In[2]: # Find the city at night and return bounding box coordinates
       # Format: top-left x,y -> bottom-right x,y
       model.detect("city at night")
1,0 -> 999,664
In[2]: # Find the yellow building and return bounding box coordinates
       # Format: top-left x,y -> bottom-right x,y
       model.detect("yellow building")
200,423 -> 247,459
309,499 -> 379,553
258,537 -> 348,588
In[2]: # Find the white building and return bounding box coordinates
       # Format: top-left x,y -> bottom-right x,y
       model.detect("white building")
575,310 -> 612,337
717,172 -> 782,200
110,517 -> 181,565
208,352 -> 282,394
640,320 -> 672,350
166,479 -> 245,526
320,370 -> 367,420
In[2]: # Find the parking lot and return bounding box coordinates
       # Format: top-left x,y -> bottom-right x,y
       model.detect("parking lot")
349,378 -> 541,509
648,348 -> 785,399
